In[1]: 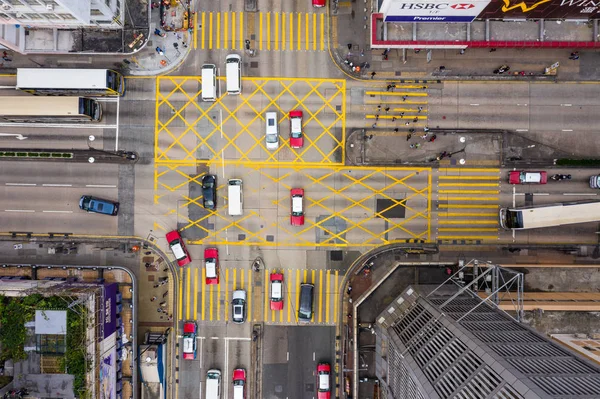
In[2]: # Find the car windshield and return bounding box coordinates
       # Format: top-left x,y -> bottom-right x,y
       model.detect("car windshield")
170,241 -> 186,260
266,133 -> 278,143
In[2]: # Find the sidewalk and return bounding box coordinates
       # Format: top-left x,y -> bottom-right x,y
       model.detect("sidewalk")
332,3 -> 596,81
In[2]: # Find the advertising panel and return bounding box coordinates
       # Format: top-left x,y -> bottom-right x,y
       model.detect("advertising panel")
103,283 -> 118,339
478,0 -> 600,20
99,333 -> 117,399
380,0 -> 493,22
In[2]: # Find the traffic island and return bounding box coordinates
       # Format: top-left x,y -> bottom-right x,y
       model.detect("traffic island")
0,149 -> 139,164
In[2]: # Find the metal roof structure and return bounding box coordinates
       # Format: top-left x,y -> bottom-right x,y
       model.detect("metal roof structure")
374,261 -> 600,399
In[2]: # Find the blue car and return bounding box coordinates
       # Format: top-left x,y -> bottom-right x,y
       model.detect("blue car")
79,195 -> 119,216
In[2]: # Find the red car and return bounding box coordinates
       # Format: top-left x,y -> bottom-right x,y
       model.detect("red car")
317,362 -> 331,399
312,0 -> 326,7
233,368 -> 246,398
182,321 -> 197,360
509,171 -> 547,185
270,272 -> 284,310
204,247 -> 219,285
289,110 -> 303,148
291,188 -> 305,226
166,230 -> 192,267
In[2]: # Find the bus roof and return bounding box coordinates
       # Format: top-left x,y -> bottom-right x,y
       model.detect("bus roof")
17,68 -> 109,90
509,201 -> 600,229
0,96 -> 82,116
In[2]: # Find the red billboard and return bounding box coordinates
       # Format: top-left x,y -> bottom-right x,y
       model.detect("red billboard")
478,0 -> 600,19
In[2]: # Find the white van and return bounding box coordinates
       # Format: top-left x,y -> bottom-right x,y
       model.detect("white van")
201,64 -> 217,102
225,54 -> 242,95
265,111 -> 279,150
228,179 -> 243,216
205,369 -> 221,399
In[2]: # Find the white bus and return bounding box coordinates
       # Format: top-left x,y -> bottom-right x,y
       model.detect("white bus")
16,68 -> 125,96
499,201 -> 600,230
0,96 -> 102,123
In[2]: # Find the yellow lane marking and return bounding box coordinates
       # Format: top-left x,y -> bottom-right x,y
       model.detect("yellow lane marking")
297,13 -> 301,51
239,11 -> 243,50
439,204 -> 499,208
232,12 -> 236,50
259,12 -> 263,51
225,268 -> 229,321
365,91 -> 428,97
438,183 -> 499,187
305,12 -> 309,51
439,190 -> 500,194
178,271 -> 183,320
444,196 -> 499,201
428,169 -> 432,240
287,269 -> 292,322
267,12 -> 271,51
265,268 -> 270,322
366,115 -> 427,120
194,12 -> 198,49
440,212 -> 497,217
224,12 -> 228,49
282,12 -> 286,50
440,168 -> 500,172
295,269 -> 300,322
194,268 -> 198,320
186,267 -> 191,320
439,176 -> 500,180
439,220 -> 498,225
248,269 -> 252,322
209,12 -> 213,49
318,269 -> 323,323
216,12 -> 220,50
216,270 -> 220,320
289,12 -> 293,50
209,277 -> 214,320
201,267 -> 206,321
326,269 -> 331,323
439,228 -> 498,232
200,12 -> 205,50
310,270 -> 314,322
275,13 -> 279,51
438,235 -> 499,239
334,271 -> 339,324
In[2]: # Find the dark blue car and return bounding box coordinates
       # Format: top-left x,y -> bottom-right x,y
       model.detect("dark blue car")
79,195 -> 119,216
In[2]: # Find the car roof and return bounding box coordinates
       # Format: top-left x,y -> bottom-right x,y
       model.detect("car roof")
170,241 -> 186,260
292,196 -> 303,213
205,260 -> 217,277
183,336 -> 195,353
271,278 -> 282,298
523,172 -> 542,183
233,290 -> 246,300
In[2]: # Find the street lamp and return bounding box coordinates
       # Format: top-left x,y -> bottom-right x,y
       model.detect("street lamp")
0,133 -> 27,140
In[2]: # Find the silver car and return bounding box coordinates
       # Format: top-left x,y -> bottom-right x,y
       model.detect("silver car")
232,290 -> 246,324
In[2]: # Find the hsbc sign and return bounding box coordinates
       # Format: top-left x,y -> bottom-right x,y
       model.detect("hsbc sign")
380,0 -> 492,22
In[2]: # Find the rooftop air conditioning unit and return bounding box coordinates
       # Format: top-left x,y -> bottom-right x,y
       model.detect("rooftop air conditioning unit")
46,3 -> 54,11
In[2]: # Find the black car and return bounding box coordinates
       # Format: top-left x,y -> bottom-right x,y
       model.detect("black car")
202,174 -> 217,210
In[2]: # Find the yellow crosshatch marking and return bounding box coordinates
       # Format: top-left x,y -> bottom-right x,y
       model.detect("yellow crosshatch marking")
154,163 -> 431,247
155,76 -> 346,165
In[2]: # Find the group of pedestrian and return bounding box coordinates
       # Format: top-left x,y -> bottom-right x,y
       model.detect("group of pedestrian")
569,51 -> 580,60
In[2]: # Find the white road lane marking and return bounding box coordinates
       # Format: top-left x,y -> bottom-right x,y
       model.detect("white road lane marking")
42,184 -> 72,187
6,183 -> 36,186
42,210 -> 73,213
564,193 -> 597,196
469,104 -> 479,106
561,104 -> 572,106
85,184 -> 117,188
287,352 -> 289,361
224,339 -> 229,399
562,129 -> 573,132
5,209 -> 35,212
516,129 -> 528,132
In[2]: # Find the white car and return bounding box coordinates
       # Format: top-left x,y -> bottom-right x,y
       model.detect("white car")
232,290 -> 247,323
265,111 -> 279,150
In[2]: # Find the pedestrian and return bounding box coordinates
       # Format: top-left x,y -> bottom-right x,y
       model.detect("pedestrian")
391,116 -> 396,122
154,28 -> 162,36
150,296 -> 157,302
405,122 -> 410,126
402,95 -> 407,102
144,251 -> 152,255
372,123 -> 377,128
145,262 -> 151,268
163,291 -> 168,298
429,134 -> 436,142
489,48 -> 497,52
421,133 -> 427,140
371,71 -> 376,79
155,46 -> 164,55
347,286 -> 353,294
377,104 -> 381,110
423,127 -> 430,132
160,301 -> 167,307
406,133 -> 412,141
409,128 -> 415,133
391,84 -> 396,89
385,106 -> 390,112
151,2 -> 160,9
394,128 -> 399,133
410,144 -> 415,149
418,106 -> 423,112
153,284 -> 160,288
415,143 -> 420,149
157,308 -> 164,313
182,41 -> 188,48
413,117 -> 418,123
439,65 -> 446,72
168,314 -> 173,321
386,84 -> 392,91
400,112 -> 405,117
360,49 -> 364,57
569,51 -> 580,60
459,49 -> 465,55
2,55 -> 11,62
375,114 -> 379,121
347,43 -> 352,50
